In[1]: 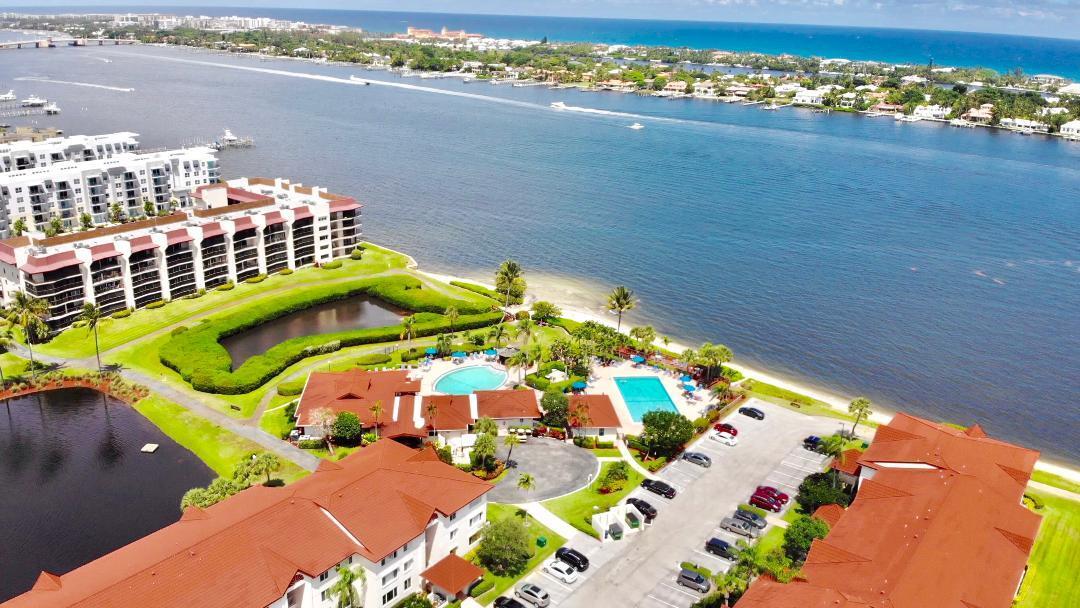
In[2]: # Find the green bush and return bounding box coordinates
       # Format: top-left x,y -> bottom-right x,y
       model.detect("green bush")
277,379 -> 306,396
244,273 -> 267,284
278,268 -> 293,275
738,503 -> 769,518
297,439 -> 325,449
322,260 -> 343,270
333,412 -> 364,443
350,248 -> 363,260
146,300 -> 166,309
356,352 -> 392,366
450,280 -> 516,305
159,274 -> 502,394
796,472 -> 852,513
217,281 -> 235,291
692,417 -> 711,433
112,309 -> 132,319
469,579 -> 494,598
596,441 -> 615,449
170,326 -> 188,336
679,561 -> 714,579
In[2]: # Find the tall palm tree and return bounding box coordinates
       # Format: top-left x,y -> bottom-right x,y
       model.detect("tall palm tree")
79,302 -> 104,372
399,315 -> 416,350
503,432 -> 519,466
488,323 -> 507,347
426,399 -> 439,432
697,342 -> 734,383
369,400 -> 383,440
606,285 -> 636,332
329,565 -> 365,608
820,434 -> 847,489
0,330 -> 12,387
495,259 -> 523,310
848,397 -> 873,438
507,350 -> 530,383
444,305 -> 460,334
8,291 -> 48,378
517,473 -> 536,525
515,317 -> 535,346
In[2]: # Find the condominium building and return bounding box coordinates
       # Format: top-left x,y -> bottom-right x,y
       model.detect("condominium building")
4,440 -> 493,608
0,176 -> 362,329
0,132 -> 217,236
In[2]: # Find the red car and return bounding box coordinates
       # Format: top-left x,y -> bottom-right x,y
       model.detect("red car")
749,494 -> 782,513
713,423 -> 738,436
756,486 -> 789,503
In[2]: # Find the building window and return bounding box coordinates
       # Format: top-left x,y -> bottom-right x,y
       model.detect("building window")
448,513 -> 457,521
599,428 -> 605,436
404,559 -> 414,572
404,578 -> 412,590
470,513 -> 483,526
319,570 -> 329,581
450,529 -> 457,540
382,588 -> 398,605
321,590 -> 329,601
382,568 -> 398,585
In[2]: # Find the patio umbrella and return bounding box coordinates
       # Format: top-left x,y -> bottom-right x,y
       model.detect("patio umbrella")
630,355 -> 645,363
484,348 -> 498,356
680,375 -> 693,382
425,347 -> 438,355
571,381 -> 587,390
451,351 -> 467,358
682,383 -> 697,392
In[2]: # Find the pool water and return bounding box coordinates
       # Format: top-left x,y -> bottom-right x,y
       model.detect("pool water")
614,376 -> 679,422
433,365 -> 509,395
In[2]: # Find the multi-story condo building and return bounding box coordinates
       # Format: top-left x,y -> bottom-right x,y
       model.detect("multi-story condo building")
0,176 -> 362,330
4,440 -> 494,608
0,132 -> 217,236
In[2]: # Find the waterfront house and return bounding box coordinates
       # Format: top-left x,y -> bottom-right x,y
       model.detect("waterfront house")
568,393 -> 621,439
661,80 -> 689,96
725,84 -> 754,97
691,81 -> 717,97
1061,119 -> 1080,138
838,92 -> 858,108
3,440 -> 492,608
1000,118 -> 1050,132
912,104 -> 949,120
794,89 -> 827,105
774,83 -> 805,96
739,413 -> 1041,608
870,102 -> 903,114
963,103 -> 995,123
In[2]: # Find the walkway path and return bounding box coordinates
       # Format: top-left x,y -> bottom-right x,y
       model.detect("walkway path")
617,440 -> 658,480
1028,480 -> 1080,502
514,502 -> 584,542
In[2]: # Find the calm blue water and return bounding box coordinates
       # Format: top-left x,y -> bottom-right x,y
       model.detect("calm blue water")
0,45 -> 1076,463
434,365 -> 509,395
12,7 -> 1080,77
616,377 -> 680,422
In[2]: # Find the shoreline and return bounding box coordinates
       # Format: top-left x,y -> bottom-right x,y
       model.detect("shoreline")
413,264 -> 1080,483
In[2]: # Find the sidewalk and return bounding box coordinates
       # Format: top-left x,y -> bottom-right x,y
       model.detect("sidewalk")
617,440 -> 658,480
514,502 -> 584,542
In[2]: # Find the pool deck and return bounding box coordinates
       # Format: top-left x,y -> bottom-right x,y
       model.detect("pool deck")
418,356 -> 512,394
585,360 -> 716,434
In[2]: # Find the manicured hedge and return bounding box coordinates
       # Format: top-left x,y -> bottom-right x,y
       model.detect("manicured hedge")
469,579 -> 495,598
146,300 -> 166,309
524,361 -> 584,393
244,274 -> 267,284
450,280 -> 519,305
322,260 -> 343,270
112,309 -> 132,319
356,353 -> 392,366
277,379 -> 306,396
159,274 -> 501,394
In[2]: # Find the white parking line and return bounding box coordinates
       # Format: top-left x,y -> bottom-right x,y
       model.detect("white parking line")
781,459 -> 824,471
764,478 -> 800,491
660,583 -> 701,599
539,573 -> 574,591
692,549 -> 727,563
645,595 -> 682,608
769,469 -> 806,482
787,451 -> 825,463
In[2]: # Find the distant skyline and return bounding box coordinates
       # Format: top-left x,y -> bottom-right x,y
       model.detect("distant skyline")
4,1 -> 1079,40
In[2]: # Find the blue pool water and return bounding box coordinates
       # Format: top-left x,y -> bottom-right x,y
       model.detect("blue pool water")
615,377 -> 680,422
434,365 -> 509,395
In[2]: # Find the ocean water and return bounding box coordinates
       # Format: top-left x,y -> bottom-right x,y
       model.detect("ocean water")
10,7 -> 1080,77
0,45 -> 1077,462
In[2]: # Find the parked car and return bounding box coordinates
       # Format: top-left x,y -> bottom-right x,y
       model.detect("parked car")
739,406 -> 765,420
627,497 -> 657,522
705,537 -> 739,560
682,451 -> 712,467
713,422 -> 739,436
556,547 -> 590,572
710,430 -> 738,446
516,428 -> 530,443
543,559 -> 579,584
749,493 -> 783,513
495,597 -> 529,608
803,435 -> 822,451
756,485 -> 790,503
733,509 -> 767,530
676,569 -> 712,593
515,583 -> 550,607
720,517 -> 762,538
642,479 -> 677,499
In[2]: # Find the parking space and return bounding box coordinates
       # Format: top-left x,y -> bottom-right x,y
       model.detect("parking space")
501,534 -> 626,607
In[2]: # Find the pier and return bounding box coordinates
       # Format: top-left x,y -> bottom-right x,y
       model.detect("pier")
0,37 -> 136,50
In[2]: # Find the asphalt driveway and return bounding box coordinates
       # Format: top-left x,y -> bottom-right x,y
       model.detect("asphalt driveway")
489,437 -> 599,503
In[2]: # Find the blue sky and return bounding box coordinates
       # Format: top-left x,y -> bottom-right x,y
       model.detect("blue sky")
7,1 -> 1079,39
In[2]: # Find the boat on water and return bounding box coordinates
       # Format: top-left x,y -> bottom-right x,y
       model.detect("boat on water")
762,103 -> 781,111
44,102 -> 60,115
628,123 -> 645,130
950,119 -> 975,128
550,101 -> 568,110
348,75 -> 371,85
1018,128 -> 1034,135
0,89 -> 14,102
897,115 -> 921,122
20,95 -> 47,107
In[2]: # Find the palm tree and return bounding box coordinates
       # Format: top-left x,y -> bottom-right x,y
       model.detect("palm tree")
495,259 -> 523,310
79,302 -> 104,372
507,350 -> 530,383
515,317 -> 535,346
8,291 -> 48,377
444,305 -> 459,334
369,400 -> 383,440
435,333 -> 453,356
0,330 -> 12,387
329,564 -> 365,608
503,432 -> 519,466
517,473 -> 536,525
606,285 -> 636,332
820,434 -> 847,489
399,315 -> 416,349
488,323 -> 507,347
697,342 -> 734,383
426,399 -> 439,431
848,397 -> 873,438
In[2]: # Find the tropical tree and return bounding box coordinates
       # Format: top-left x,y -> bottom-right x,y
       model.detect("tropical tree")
488,323 -> 507,347
12,217 -> 26,237
251,452 -> 282,485
79,212 -> 94,231
531,300 -> 561,323
697,342 -> 734,383
329,564 -> 365,608
476,516 -> 530,575
629,325 -> 656,354
848,396 -> 873,438
517,473 -> 536,525
333,412 -> 364,444
474,416 -> 498,436
0,330 -> 12,387
312,407 -> 337,445
399,315 -> 416,349
472,432 -> 497,470
782,515 -> 830,562
606,285 -> 637,332
571,402 -> 591,435
435,333 -> 453,356
79,302 -> 104,371
369,400 -> 384,439
426,399 -> 439,430
507,350 -> 530,383
503,432 -> 519,466
540,390 -> 569,428
8,291 -> 49,377
515,317 -> 535,345
640,410 -> 694,459
444,305 -> 459,334
495,259 -> 524,310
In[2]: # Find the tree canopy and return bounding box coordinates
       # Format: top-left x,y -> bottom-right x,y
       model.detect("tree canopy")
476,516 -> 531,576
640,410 -> 695,456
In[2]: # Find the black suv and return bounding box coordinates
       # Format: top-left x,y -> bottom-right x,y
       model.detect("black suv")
627,497 -> 657,522
733,509 -> 767,530
556,547 -> 590,572
642,479 -> 677,499
494,597 -> 529,608
705,537 -> 739,560
739,406 -> 765,420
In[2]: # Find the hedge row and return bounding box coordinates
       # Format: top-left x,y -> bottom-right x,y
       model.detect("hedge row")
277,379 -> 306,396
159,274 -> 502,394
524,361 -> 585,393
450,280 -> 521,305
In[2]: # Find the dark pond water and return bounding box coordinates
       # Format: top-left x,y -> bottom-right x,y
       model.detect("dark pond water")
0,388 -> 214,602
219,295 -> 406,368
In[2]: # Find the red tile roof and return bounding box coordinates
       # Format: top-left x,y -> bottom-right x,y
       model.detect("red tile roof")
812,504 -> 845,528
568,394 -> 621,428
165,229 -> 192,246
474,390 -> 540,420
127,235 -> 156,253
20,250 -> 79,274
4,441 -> 491,608
421,394 -> 474,432
831,449 -> 862,476
295,369 -> 421,434
421,553 -> 484,594
89,243 -> 121,261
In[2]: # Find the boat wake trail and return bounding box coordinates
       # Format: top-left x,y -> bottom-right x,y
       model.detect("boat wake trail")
14,77 -> 134,92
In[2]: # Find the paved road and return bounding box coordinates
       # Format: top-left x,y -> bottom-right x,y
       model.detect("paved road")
557,399 -> 843,608
490,437 -> 600,503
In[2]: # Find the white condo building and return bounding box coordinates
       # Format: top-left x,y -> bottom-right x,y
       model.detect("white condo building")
0,176 -> 362,329
0,132 -> 218,237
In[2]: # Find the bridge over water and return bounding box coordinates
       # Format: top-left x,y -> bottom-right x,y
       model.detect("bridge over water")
0,37 -> 136,50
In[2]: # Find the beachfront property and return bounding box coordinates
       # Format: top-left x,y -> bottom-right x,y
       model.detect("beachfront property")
0,133 -> 217,236
739,413 -> 1041,608
912,104 -> 951,120
3,440 -> 493,608
0,176 -> 362,329
1062,119 -> 1080,138
963,102 -> 996,123
1000,117 -> 1051,132
794,89 -> 827,105
568,393 -> 621,438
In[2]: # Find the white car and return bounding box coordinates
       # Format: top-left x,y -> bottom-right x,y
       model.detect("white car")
543,559 -> 579,584
710,431 -> 738,446
516,428 -> 530,443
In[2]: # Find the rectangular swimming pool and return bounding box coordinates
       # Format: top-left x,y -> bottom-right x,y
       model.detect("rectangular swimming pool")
614,376 -> 679,422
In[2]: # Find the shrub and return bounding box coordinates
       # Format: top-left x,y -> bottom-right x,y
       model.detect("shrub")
111,309 -> 132,319
182,288 -> 206,300
573,436 -> 597,449
469,579 -> 494,598
332,412 -> 364,443
145,300 -> 166,309
356,353 -> 392,366
278,268 -> 293,275
796,472 -> 852,514
738,503 -> 769,519
322,260 -> 343,270
350,248 -> 363,260
436,444 -> 453,465
540,389 -> 569,427
398,594 -> 434,608
476,517 -> 530,576
450,280 -> 518,305
217,281 -> 235,291
361,432 -> 378,445
596,441 -> 615,449
782,515 -> 830,562
515,310 -> 530,321
679,561 -> 713,579
244,273 -> 267,284
297,439 -> 325,449
641,410 -> 695,457
277,379 -> 306,396
692,417 -> 711,433
170,326 -> 188,336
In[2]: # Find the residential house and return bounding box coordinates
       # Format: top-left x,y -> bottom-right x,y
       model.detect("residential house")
912,104 -> 949,120
773,83 -> 805,96
838,92 -> 858,108
1061,119 -> 1080,138
963,103 -> 995,123
1000,118 -> 1050,132
691,81 -> 717,97
568,394 -> 621,439
794,89 -> 826,105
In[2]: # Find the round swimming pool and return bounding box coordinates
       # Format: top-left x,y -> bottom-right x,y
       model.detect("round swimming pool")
433,365 -> 509,395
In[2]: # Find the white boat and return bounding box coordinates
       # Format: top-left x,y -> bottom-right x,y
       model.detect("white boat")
550,101 -> 568,110
348,75 -> 371,85
761,103 -> 781,111
44,102 -> 60,115
897,115 -> 921,122
21,95 -> 47,107
950,119 -> 975,128
0,90 -> 14,102
627,122 -> 645,130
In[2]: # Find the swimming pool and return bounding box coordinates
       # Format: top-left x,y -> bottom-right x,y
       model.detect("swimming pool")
433,365 -> 509,395
614,376 -> 679,422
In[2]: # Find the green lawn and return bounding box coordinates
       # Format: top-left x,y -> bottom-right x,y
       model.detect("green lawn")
590,448 -> 623,458
1016,491 -> 1080,608
1031,470 -> 1080,495
541,461 -> 643,537
742,379 -> 876,428
0,352 -> 31,381
472,503 -> 566,605
132,393 -> 305,482
756,525 -> 786,555
259,396 -> 297,438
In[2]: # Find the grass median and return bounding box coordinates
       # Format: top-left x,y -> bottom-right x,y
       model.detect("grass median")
541,460 -> 643,537
471,503 -> 565,605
